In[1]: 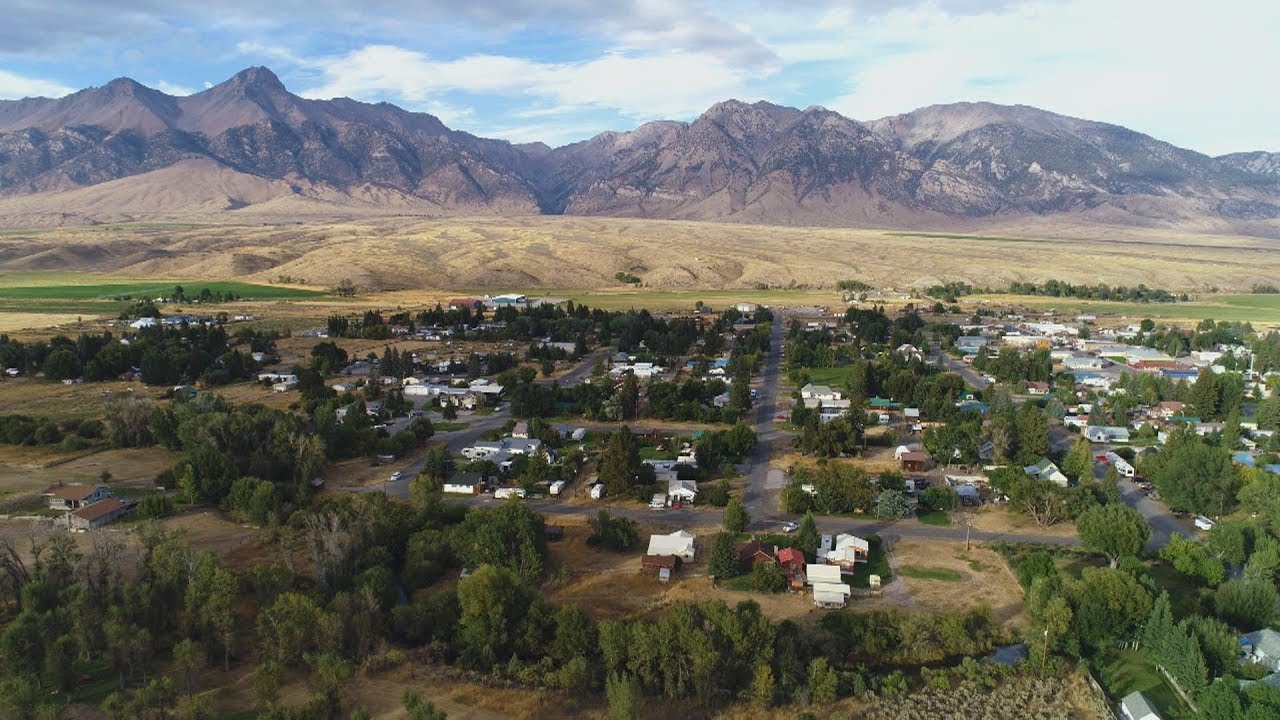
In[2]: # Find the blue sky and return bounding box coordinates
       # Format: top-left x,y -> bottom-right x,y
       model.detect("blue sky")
1,0 -> 1275,154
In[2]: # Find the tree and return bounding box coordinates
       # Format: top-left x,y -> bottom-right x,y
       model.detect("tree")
1016,550 -> 1058,590
1061,438 -> 1095,484
597,428 -> 643,496
1214,579 -> 1277,629
749,561 -> 786,593
750,663 -> 775,708
450,501 -> 547,581
1015,404 -> 1049,465
795,511 -> 819,557
708,533 -> 739,579
1076,504 -> 1150,568
588,510 -> 640,552
920,485 -> 959,513
1191,370 -> 1221,420
1184,615 -> 1240,680
619,373 -> 639,421
807,657 -> 839,705
729,370 -> 752,412
724,498 -> 749,534
1208,521 -> 1254,567
1069,567 -> 1153,648
606,673 -> 642,720
874,489 -> 912,519
1161,535 -> 1226,587
171,638 -> 202,699
456,564 -> 544,669
43,348 -> 81,381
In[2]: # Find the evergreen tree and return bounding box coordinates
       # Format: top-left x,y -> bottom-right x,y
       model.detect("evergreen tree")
708,534 -> 739,579
795,511 -> 819,557
724,499 -> 750,534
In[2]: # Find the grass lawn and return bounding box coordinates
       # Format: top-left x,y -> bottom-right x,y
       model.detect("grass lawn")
899,565 -> 965,582
964,293 -> 1280,328
800,365 -> 854,387
639,446 -> 677,461
1094,648 -> 1190,719
916,509 -> 952,526
846,536 -> 893,588
0,274 -> 324,300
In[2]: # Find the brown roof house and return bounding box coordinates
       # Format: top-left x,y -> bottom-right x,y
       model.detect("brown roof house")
899,451 -> 930,473
69,497 -> 132,531
43,483 -> 111,511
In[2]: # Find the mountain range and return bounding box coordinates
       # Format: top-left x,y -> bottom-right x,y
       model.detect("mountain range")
1,66 -> 1278,233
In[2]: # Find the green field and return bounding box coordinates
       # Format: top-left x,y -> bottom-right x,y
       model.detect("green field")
967,293 -> 1280,327
0,278 -> 323,301
803,366 -> 856,387
898,565 -> 965,581
1094,648 -> 1190,719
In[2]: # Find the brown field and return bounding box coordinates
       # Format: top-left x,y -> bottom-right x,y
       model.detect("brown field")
886,538 -> 1027,630
0,377 -> 168,419
0,216 -> 1276,297
969,505 -> 1079,540
0,446 -> 180,510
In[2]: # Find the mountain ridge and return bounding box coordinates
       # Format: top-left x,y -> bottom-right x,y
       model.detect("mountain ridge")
1,67 -> 1277,232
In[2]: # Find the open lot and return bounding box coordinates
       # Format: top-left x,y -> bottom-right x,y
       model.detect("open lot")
0,446 -> 180,510
966,292 -> 1280,328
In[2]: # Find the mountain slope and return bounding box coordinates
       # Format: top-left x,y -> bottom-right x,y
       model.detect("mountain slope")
0,69 -> 1277,231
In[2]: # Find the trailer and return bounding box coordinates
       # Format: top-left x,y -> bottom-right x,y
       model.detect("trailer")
548,480 -> 566,496
494,487 -> 526,500
1105,451 -> 1136,478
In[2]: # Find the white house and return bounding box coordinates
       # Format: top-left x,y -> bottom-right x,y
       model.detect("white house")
1105,451 -> 1136,478
1242,629 -> 1280,672
647,530 -> 697,560
1085,426 -> 1131,443
825,534 -> 870,570
1024,458 -> 1070,487
801,384 -> 843,403
667,478 -> 698,503
1119,691 -> 1161,720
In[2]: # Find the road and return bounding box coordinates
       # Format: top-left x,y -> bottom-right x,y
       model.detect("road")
934,342 -> 1186,548
742,313 -> 786,524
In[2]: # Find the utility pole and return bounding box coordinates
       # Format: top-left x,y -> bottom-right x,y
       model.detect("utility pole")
964,513 -> 973,552
1040,628 -> 1050,676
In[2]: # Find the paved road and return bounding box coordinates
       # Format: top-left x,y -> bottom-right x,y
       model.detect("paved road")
742,313 -> 786,523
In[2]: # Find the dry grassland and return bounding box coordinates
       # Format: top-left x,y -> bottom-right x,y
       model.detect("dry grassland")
969,505 -> 1079,540
0,216 -> 1275,296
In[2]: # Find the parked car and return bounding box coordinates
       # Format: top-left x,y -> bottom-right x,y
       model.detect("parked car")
1194,515 -> 1215,531
390,471 -> 402,482
781,521 -> 799,533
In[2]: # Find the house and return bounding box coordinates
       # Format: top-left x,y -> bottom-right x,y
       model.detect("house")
1024,458 -> 1070,487
43,484 -> 111,511
800,384 -> 843,403
69,497 -> 131,530
735,541 -> 776,566
447,298 -> 480,310
667,478 -> 698,503
1242,629 -> 1280,672
1119,691 -> 1161,720
955,336 -> 987,354
1025,381 -> 1050,395
1085,426 -> 1131,443
825,534 -> 870,571
899,451 -> 929,473
777,548 -> 806,589
647,530 -> 697,560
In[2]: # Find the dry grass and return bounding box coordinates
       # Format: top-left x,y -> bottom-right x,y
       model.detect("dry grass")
0,216 -> 1276,297
969,506 -> 1079,540
887,540 -> 1027,630
0,446 -> 180,509
0,378 -> 168,419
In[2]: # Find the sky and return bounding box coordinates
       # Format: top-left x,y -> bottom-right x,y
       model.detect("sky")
1,0 -> 1275,154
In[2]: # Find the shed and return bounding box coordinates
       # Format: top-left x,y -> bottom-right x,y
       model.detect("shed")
813,589 -> 848,608
1119,691 -> 1161,720
641,554 -> 679,576
900,451 -> 929,473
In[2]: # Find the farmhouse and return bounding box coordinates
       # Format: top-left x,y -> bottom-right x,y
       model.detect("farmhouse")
825,534 -> 870,571
1085,426 -> 1131,443
69,497 -> 132,530
647,530 -> 697,560
735,541 -> 776,566
43,483 -> 111,511
1024,458 -> 1070,487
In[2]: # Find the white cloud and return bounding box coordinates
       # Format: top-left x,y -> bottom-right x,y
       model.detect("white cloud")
301,44 -> 764,122
202,81 -> 213,89
0,69 -> 74,99
152,80 -> 195,96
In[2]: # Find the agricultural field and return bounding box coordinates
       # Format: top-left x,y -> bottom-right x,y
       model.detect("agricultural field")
964,292 -> 1280,328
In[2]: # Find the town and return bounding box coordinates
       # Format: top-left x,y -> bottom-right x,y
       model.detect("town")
2,284 -> 1280,720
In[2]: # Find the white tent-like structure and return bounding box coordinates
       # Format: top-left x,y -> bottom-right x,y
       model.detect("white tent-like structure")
646,530 -> 697,560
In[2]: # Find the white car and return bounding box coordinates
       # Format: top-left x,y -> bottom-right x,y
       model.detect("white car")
390,471 -> 402,482
781,521 -> 799,533
1194,515 -> 1215,531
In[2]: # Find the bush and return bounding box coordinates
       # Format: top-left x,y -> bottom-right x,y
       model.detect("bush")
59,434 -> 91,452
